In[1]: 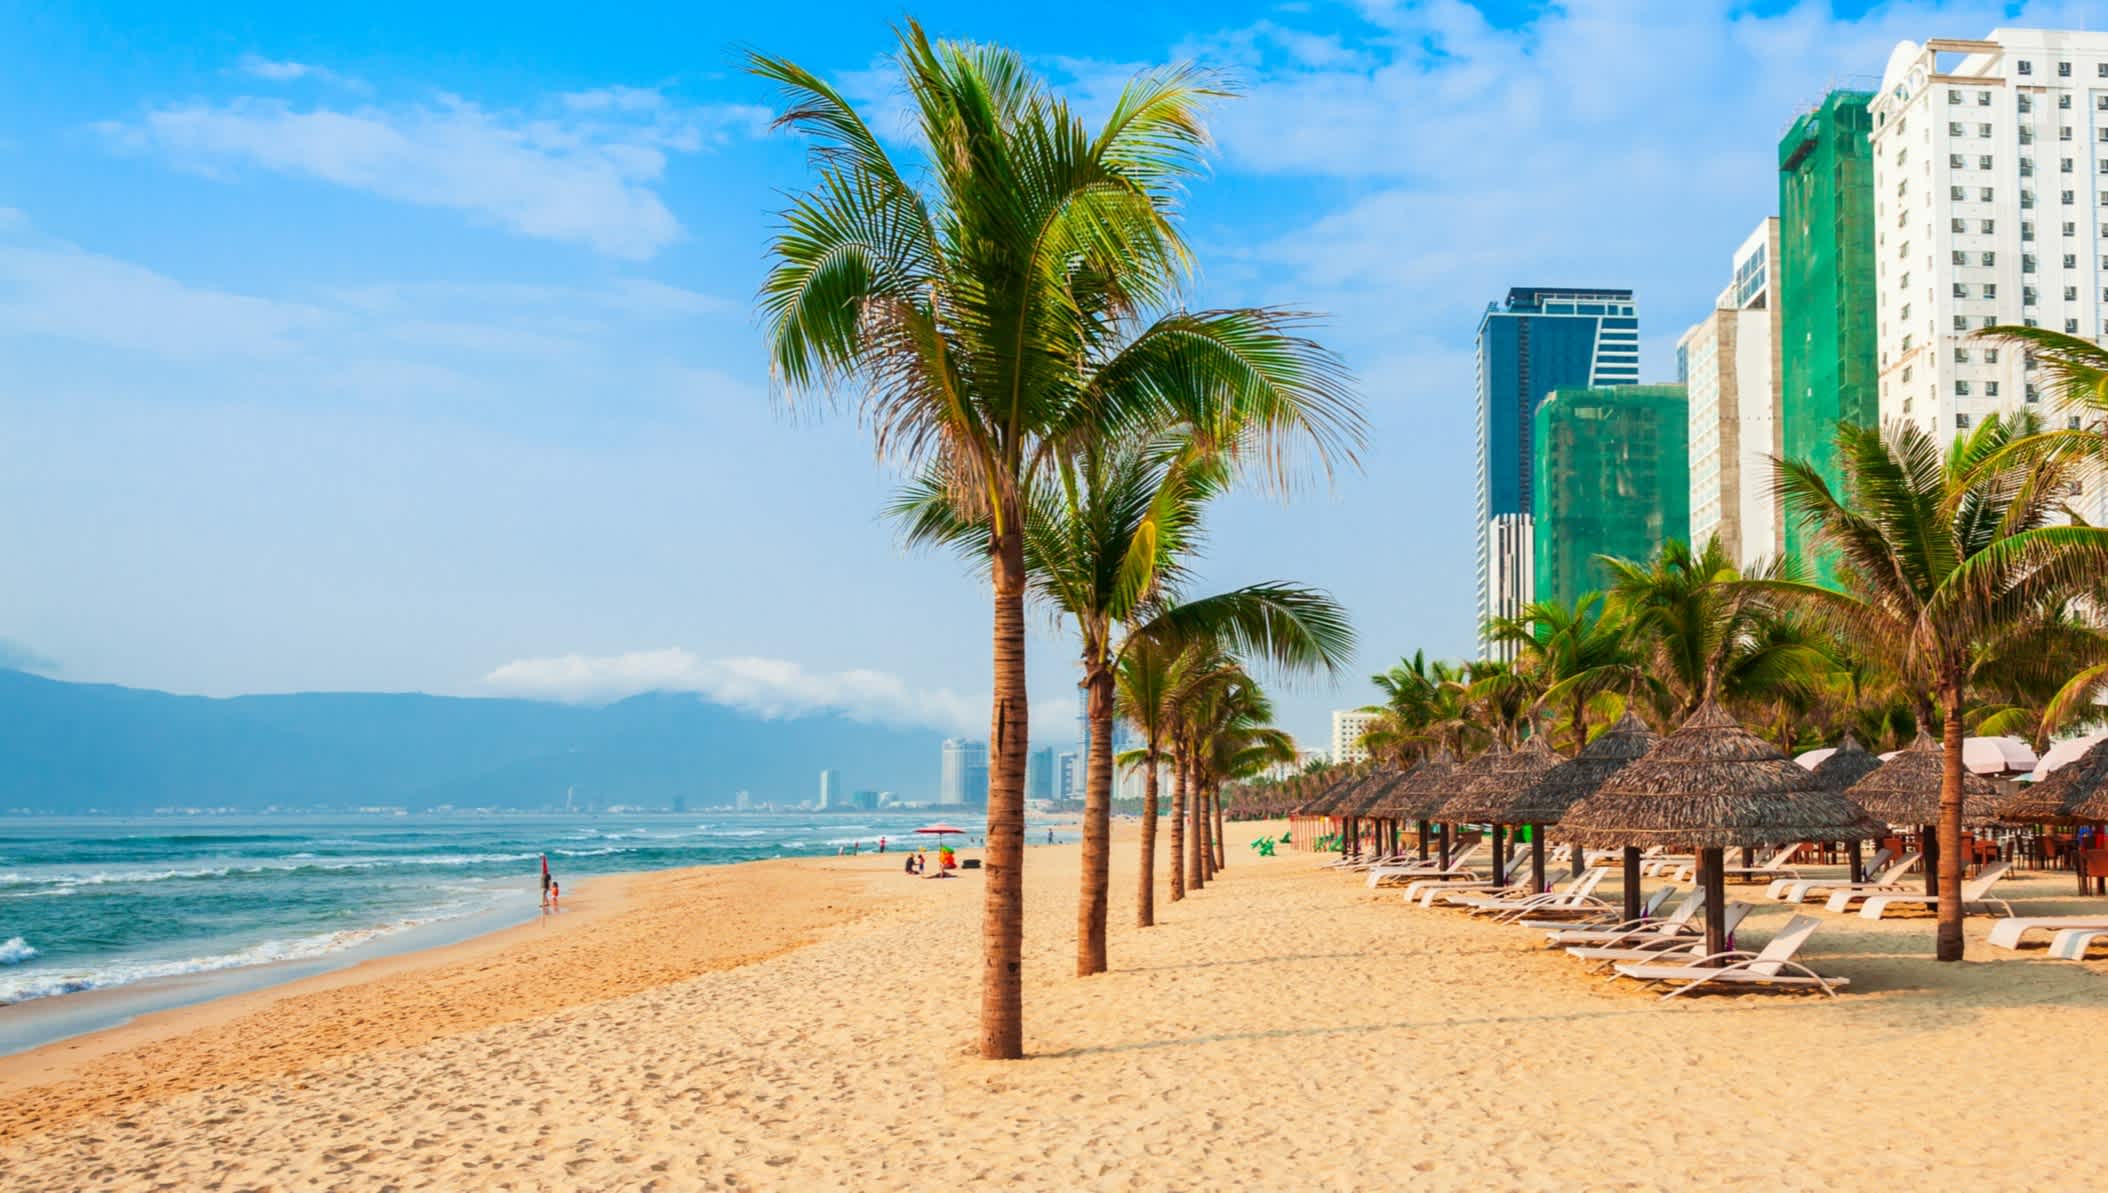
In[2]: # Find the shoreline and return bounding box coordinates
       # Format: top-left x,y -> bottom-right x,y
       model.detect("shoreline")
0,846 -> 940,1141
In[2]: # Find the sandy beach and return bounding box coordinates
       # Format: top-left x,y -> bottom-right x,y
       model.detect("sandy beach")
3,822 -> 2106,1191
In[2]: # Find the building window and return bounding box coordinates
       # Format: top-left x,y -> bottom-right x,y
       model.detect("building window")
1949,152 -> 1965,169
1986,381 -> 2001,398
1952,185 -> 1968,201
2065,254 -> 2079,268
2024,254 -> 2038,272
2025,286 -> 2040,304
1953,315 -> 1967,330
1979,90 -> 1993,105
2064,157 -> 2077,173
2061,126 -> 2074,140
2027,382 -> 2041,403
2068,285 -> 2081,301
2101,95 -> 2108,110
2021,127 -> 2036,144
1981,154 -> 1995,169
1985,348 -> 1999,365
2022,158 -> 2037,176
1956,381 -> 1972,396
1951,250 -> 1966,267
2018,60 -> 2033,76
1953,282 -> 1970,299
1981,252 -> 1996,266
1949,89 -> 1963,105
2067,318 -> 2081,333
1950,121 -> 1966,136
1984,283 -> 1997,299
2064,222 -> 2078,237
2059,93 -> 2073,108
2099,63 -> 2108,77
1957,413 -> 1973,429
1902,366 -> 1913,383
2023,191 -> 2037,208
2072,416 -> 2085,430
1983,123 -> 1996,137
2063,190 -> 2077,205
2059,61 -> 2072,77
1954,347 -> 1970,364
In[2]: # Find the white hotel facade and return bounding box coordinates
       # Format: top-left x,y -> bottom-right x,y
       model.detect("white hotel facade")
1868,29 -> 2108,521
1677,219 -> 1783,570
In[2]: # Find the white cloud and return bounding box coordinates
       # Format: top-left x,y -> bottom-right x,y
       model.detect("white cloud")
102,76 -> 770,258
236,55 -> 368,91
481,648 -> 996,734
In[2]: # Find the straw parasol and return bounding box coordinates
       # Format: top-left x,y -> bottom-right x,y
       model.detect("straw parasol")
1810,733 -> 1883,792
2002,736 -> 2108,827
1561,701 -> 1882,956
1509,710 -> 1661,918
1341,767 -> 1412,858
1363,749 -> 1454,863
1419,742 -> 1518,883
1435,736 -> 1568,891
1844,732 -> 2002,828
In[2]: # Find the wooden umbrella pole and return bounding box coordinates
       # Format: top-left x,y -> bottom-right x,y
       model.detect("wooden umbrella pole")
1529,826 -> 1546,893
1416,821 -> 1430,861
1490,825 -> 1506,887
1438,823 -> 1451,871
1921,824 -> 1939,897
1847,838 -> 1865,884
1701,847 -> 1728,960
1621,846 -> 1642,922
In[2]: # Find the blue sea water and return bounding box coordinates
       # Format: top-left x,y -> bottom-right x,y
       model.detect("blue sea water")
0,812 -> 1022,1018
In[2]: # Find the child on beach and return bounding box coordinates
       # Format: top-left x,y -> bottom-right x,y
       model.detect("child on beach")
549,880 -> 560,910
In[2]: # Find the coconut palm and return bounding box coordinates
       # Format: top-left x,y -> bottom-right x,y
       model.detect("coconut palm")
1762,415 -> 2108,960
753,28 -> 1360,1057
896,436 -> 1352,973
1358,652 -> 1470,764
1485,593 -> 1642,752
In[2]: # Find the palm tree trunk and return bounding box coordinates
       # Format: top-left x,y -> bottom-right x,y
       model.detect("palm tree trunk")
980,516 -> 1029,1059
1935,672 -> 1967,962
1197,763 -> 1214,893
1077,660 -> 1115,976
1167,745 -> 1187,903
1136,747 -> 1160,927
1211,783 -> 1226,871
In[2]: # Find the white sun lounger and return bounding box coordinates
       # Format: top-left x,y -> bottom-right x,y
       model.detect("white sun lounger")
1517,885 -> 1674,933
1856,861 -> 2013,920
1438,865 -> 1601,913
1540,887 -> 1697,945
1478,866 -> 1612,922
1565,901 -> 1752,971
1612,915 -> 1849,999
1667,844 -> 1803,884
1366,841 -> 1485,887
1767,850 -> 1916,903
2048,928 -> 2108,960
1986,914 -> 2108,951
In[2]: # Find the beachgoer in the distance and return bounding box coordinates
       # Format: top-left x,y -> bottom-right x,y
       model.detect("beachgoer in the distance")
550,880 -> 560,910
878,837 -> 887,853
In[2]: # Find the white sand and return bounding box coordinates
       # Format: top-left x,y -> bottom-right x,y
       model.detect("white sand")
3,823 -> 2104,1191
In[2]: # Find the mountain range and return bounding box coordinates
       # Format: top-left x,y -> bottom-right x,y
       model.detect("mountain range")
0,670 -> 944,813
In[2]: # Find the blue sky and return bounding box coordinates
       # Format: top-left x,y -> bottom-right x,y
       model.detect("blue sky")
0,0 -> 2089,750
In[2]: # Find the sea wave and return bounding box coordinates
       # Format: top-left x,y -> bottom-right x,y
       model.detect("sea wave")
0,938 -> 36,965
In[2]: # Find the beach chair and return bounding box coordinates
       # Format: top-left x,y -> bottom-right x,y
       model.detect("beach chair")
1432,864 -> 1595,911
1367,841 -> 1485,888
1767,850 -> 1917,904
1985,913 -> 2108,951
2047,928 -> 2108,960
1516,884 -> 1674,933
1478,866 -> 1613,922
1565,902 -> 1753,972
1540,887 -> 1698,945
1855,861 -> 2013,920
1667,843 -> 1803,884
1610,915 -> 1850,999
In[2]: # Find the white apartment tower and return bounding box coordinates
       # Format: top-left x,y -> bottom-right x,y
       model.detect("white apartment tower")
1678,218 -> 1784,569
1869,29 -> 2108,522
1330,709 -> 1377,766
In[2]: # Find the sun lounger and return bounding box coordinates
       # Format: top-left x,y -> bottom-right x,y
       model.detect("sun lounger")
1611,915 -> 1848,999
1565,902 -> 1752,971
1855,861 -> 2013,920
1667,844 -> 1803,884
2048,928 -> 2108,960
1985,913 -> 2108,950
1517,885 -> 1674,932
1438,866 -> 1603,913
1767,851 -> 1917,904
1478,867 -> 1612,922
1366,841 -> 1485,887
1540,888 -> 1697,945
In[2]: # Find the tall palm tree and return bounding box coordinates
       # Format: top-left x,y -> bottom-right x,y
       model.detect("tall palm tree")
896,437 -> 1351,974
1763,415 -> 2108,960
1114,634 -> 1198,926
753,28 -> 1359,1057
1358,652 -> 1470,764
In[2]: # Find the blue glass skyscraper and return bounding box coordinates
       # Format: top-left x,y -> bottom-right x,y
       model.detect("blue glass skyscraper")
1473,287 -> 1639,658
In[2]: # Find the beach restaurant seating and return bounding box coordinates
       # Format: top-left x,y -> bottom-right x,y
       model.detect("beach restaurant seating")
1985,913 -> 2108,951
1854,860 -> 2014,920
1565,902 -> 1754,972
1767,850 -> 1919,904
1610,915 -> 1850,999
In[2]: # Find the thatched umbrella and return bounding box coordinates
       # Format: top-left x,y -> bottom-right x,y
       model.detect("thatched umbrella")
1435,735 -> 1569,893
1809,734 -> 1885,881
2019,738 -> 2108,891
1844,732 -> 2002,896
1379,747 -> 1462,867
1352,768 -> 1417,859
1334,769 -> 1401,861
1510,710 -> 1661,918
1421,743 -> 1516,884
1562,701 -> 1883,957
1291,772 -> 1362,854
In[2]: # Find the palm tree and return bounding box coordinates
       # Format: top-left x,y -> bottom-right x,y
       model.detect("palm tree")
1358,652 -> 1469,764
1484,593 -> 1641,752
898,437 -> 1351,973
1178,665 -> 1278,886
1114,634 -> 1195,926
1763,415 -> 2108,960
753,28 -> 1359,1057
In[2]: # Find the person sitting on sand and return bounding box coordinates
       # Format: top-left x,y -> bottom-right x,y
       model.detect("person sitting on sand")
903,854 -> 916,877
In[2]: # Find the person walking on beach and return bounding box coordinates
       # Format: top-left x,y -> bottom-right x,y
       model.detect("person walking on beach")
540,854 -> 551,909
878,837 -> 887,854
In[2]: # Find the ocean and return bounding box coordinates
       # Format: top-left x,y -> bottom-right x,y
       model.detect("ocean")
0,811 -> 1039,1051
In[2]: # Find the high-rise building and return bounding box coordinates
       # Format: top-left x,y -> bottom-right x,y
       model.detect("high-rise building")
734,790 -> 751,812
1475,287 -> 1640,657
1026,747 -> 1054,800
1532,385 -> 1691,608
1866,30 -> 2108,522
850,789 -> 880,811
1779,89 -> 1880,581
817,768 -> 841,810
939,739 -> 988,807
1055,751 -> 1080,800
1678,218 -> 1784,569
1330,709 -> 1378,766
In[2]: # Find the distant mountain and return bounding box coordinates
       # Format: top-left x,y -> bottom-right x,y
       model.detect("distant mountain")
0,670 -> 943,813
